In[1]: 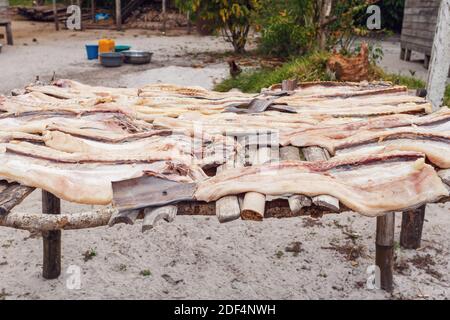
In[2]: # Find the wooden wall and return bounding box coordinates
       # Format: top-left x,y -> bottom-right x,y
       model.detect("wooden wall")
0,0 -> 9,22
400,0 -> 441,55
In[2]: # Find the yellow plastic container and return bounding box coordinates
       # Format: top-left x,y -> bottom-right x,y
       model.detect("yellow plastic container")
107,39 -> 116,52
98,39 -> 111,55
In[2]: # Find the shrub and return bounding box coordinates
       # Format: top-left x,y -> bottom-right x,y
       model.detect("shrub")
175,0 -> 261,53
259,14 -> 313,57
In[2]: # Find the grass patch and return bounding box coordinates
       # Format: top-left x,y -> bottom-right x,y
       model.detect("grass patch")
215,52 -> 332,93
9,1 -> 35,6
140,269 -> 152,277
82,248 -> 97,262
215,53 -> 450,106
9,1 -> 66,6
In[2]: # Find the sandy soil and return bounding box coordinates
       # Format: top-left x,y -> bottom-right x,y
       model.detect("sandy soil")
1,191 -> 449,300
0,21 -> 449,300
0,20 -> 233,93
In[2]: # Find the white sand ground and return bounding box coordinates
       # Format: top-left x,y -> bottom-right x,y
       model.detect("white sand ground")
0,21 -> 449,300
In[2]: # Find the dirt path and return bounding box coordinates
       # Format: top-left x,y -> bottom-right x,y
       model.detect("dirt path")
0,20 -> 232,93
1,190 -> 449,300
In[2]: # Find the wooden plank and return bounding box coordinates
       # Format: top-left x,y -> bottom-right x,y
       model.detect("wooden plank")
108,209 -> 140,226
302,147 -> 340,212
280,146 -> 312,213
404,7 -> 440,16
162,0 -> 166,33
142,205 -> 177,232
241,147 -> 271,221
402,21 -> 438,33
401,34 -> 434,47
400,40 -> 433,56
52,0 -> 59,31
115,0 -> 122,31
42,190 -> 61,279
401,27 -> 436,40
400,207 -> 426,249
215,144 -> 242,223
375,212 -> 395,292
4,20 -> 12,45
405,0 -> 441,7
0,182 -> 34,216
91,0 -> 95,23
426,0 -> 450,110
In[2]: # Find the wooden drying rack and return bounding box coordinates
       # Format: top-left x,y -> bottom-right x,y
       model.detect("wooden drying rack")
1,2 -> 450,292
1,120 -> 449,292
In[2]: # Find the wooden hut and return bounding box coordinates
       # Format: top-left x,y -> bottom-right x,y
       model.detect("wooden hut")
400,0 -> 442,68
0,0 -> 13,45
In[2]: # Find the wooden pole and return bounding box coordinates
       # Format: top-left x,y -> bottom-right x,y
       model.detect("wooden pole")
400,207 -> 426,249
115,0 -> 122,31
162,0 -> 167,34
426,0 -> 450,110
91,0 -> 95,23
42,190 -> 61,279
5,21 -> 13,45
187,11 -> 191,34
375,212 -> 395,291
52,0 -> 59,31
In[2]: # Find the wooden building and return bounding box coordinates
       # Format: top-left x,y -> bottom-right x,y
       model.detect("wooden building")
0,0 -> 13,45
400,0 -> 443,68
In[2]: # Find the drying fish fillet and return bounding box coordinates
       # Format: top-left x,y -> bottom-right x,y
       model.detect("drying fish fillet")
275,92 -> 421,107
26,79 -> 138,99
42,130 -> 237,167
194,151 -> 448,216
138,83 -> 256,100
0,149 -> 206,204
334,129 -> 450,168
282,108 -> 450,147
0,111 -> 151,135
5,142 -> 195,165
0,132 -> 43,143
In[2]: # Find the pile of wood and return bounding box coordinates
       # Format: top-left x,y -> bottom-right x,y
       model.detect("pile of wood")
17,4 -> 68,22
126,7 -> 188,30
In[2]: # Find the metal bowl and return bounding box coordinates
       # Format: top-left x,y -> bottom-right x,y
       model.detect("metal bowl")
99,52 -> 124,67
122,50 -> 153,65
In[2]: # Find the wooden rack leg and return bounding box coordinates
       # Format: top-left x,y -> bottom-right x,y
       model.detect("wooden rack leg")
375,212 -> 395,292
400,48 -> 406,60
42,190 -> 61,279
405,49 -> 412,62
5,22 -> 13,45
400,206 -> 425,249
